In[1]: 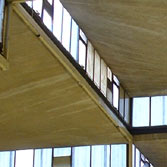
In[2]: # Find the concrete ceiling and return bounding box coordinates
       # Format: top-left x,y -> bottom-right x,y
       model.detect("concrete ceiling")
0,4 -> 130,151
60,0 -> 167,97
134,133 -> 167,167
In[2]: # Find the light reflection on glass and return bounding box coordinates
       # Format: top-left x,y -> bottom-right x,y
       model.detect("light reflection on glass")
15,150 -> 34,167
43,10 -> 52,31
62,8 -> 71,51
79,40 -> 86,69
70,20 -> 79,61
33,0 -> 43,16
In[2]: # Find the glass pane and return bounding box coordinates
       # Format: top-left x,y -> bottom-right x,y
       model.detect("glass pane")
132,145 -> 135,167
136,148 -> 140,167
133,97 -> 150,127
107,67 -> 112,81
80,29 -> 87,43
0,0 -> 5,43
107,87 -> 112,104
113,84 -> 119,110
47,0 -> 53,5
125,93 -> 130,123
43,10 -> 52,31
72,146 -> 90,167
101,59 -> 107,96
70,20 -> 79,61
111,144 -> 127,167
119,86 -> 124,118
53,0 -> 63,41
34,149 -> 52,167
15,150 -> 34,167
86,41 -> 94,80
62,8 -> 71,51
54,147 -> 71,157
33,0 -> 43,16
26,1 -> 32,8
113,75 -> 119,86
94,51 -> 100,87
0,151 -> 15,167
92,145 -> 110,167
79,40 -> 86,69
151,96 -> 167,126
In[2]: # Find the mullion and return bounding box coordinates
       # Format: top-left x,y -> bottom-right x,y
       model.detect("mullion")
43,0 -> 53,17
149,97 -> 151,126
69,18 -> 73,53
51,148 -> 54,167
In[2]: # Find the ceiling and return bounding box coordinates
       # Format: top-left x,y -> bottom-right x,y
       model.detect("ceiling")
134,133 -> 167,167
60,0 -> 167,97
0,4 -> 129,151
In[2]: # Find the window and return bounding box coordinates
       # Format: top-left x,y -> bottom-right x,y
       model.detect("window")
15,150 -> 34,167
151,96 -> 167,126
124,92 -> 130,123
33,0 -> 43,16
107,68 -> 113,104
54,147 -> 71,157
53,0 -> 63,41
34,149 -> 52,167
113,75 -> 119,110
111,144 -> 127,167
86,41 -> 94,80
79,30 -> 87,69
43,10 -> 52,31
92,145 -> 110,167
62,8 -> 71,51
72,146 -> 90,167
101,59 -> 107,96
94,51 -> 101,87
133,97 -> 150,127
133,145 -> 153,167
113,84 -> 119,109
70,20 -> 79,61
0,151 -> 15,167
53,147 -> 71,167
119,86 -> 125,118
0,0 -> 5,50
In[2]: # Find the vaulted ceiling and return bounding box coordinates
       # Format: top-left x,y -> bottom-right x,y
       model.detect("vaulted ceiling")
61,0 -> 167,97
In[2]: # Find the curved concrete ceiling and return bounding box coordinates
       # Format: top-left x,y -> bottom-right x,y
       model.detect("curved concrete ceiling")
61,0 -> 167,97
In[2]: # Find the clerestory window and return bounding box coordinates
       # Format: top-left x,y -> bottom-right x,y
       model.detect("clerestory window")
0,0 -> 5,53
